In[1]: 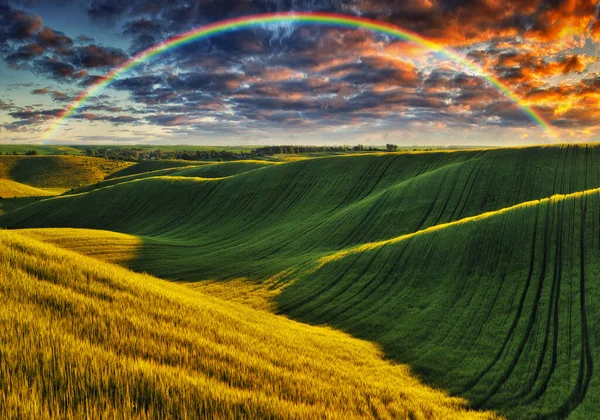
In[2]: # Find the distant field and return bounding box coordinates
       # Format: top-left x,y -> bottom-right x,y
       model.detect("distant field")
87,145 -> 256,154
0,155 -> 132,189
0,230 -> 495,419
0,145 -> 82,155
105,160 -> 203,179
6,144 -> 600,418
73,160 -> 279,194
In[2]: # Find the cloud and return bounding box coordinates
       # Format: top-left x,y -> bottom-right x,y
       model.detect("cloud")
5,0 -> 600,141
34,57 -> 88,79
71,45 -> 128,68
0,98 -> 15,110
31,87 -> 48,94
0,4 -> 42,43
36,26 -> 72,51
31,88 -> 71,101
0,2 -> 129,82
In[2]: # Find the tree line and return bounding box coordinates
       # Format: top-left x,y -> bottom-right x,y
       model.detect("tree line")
81,144 -> 404,161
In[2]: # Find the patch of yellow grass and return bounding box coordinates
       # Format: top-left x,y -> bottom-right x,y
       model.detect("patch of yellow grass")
20,228 -> 142,264
0,179 -> 56,198
0,155 -> 133,189
0,230 -> 498,419
184,270 -> 294,311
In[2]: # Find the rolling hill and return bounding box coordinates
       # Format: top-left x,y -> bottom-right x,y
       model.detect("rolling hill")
70,160 -> 278,195
0,230 -> 494,419
4,146 -> 600,279
0,180 -> 58,216
105,160 -> 200,179
3,144 -> 600,418
0,155 -> 133,190
0,179 -> 55,198
280,188 -> 600,418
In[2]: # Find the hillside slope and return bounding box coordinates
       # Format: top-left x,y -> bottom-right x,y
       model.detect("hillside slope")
0,230 -> 494,419
0,180 -> 58,217
0,179 -> 55,198
0,155 -> 132,189
70,160 -> 278,195
3,145 -> 600,280
279,188 -> 600,419
4,145 -> 600,418
105,160 -> 198,179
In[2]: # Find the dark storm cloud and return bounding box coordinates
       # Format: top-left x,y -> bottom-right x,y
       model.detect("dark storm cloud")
87,0 -> 129,23
87,0 -> 600,49
0,2 -> 129,81
329,58 -> 419,87
88,0 -> 345,26
71,45 -> 128,68
122,18 -> 164,51
5,42 -> 44,60
36,27 -> 72,50
71,112 -> 139,124
4,106 -> 63,131
33,57 -> 88,79
0,2 -> 41,43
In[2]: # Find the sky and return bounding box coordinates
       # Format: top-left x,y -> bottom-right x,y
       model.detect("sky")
0,0 -> 600,146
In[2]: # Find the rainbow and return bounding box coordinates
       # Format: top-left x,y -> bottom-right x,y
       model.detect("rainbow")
42,12 -> 558,141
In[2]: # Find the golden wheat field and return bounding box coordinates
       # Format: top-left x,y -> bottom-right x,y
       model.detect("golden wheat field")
0,230 -> 497,419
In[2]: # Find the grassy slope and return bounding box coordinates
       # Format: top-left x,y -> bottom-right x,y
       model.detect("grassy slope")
0,179 -> 55,198
0,155 -> 132,189
105,160 -> 199,179
4,144 -> 600,418
281,188 -> 600,419
0,180 -> 58,217
71,160 -> 278,195
4,145 -> 600,280
0,230 -> 495,419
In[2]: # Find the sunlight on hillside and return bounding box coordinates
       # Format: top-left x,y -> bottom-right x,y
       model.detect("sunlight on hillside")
0,230 -> 498,419
0,179 -> 56,198
0,156 -> 132,189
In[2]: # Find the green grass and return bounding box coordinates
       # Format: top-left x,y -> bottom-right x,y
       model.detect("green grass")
5,146 -> 600,280
105,160 -> 201,179
0,179 -> 62,217
280,188 -> 600,418
4,144 -> 600,418
0,230 -> 496,419
0,155 -> 132,189
71,160 -> 279,195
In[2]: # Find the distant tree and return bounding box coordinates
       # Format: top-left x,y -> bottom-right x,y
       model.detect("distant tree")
25,150 -> 38,155
386,144 -> 398,152
12,151 -> 18,155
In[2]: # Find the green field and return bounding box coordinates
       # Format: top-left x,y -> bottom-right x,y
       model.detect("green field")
0,145 -> 83,155
0,155 -> 132,189
3,144 -> 600,418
